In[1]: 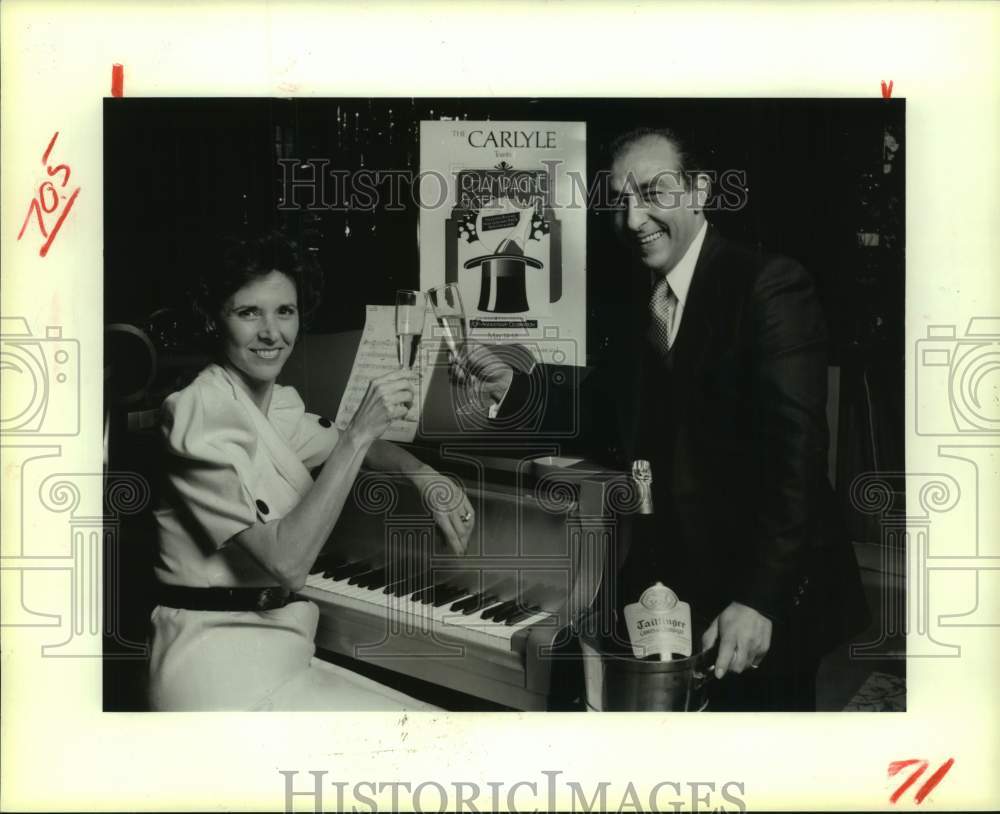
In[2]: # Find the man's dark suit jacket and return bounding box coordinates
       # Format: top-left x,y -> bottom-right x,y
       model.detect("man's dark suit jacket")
504,224 -> 869,660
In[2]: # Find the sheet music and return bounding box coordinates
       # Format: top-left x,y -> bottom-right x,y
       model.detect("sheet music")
335,304 -> 441,443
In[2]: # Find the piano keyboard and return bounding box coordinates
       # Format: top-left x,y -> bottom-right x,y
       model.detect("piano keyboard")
295,470 -> 615,709
301,561 -> 553,655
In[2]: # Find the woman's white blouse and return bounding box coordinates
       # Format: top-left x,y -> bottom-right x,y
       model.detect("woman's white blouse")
153,364 -> 339,587
148,363 -> 436,711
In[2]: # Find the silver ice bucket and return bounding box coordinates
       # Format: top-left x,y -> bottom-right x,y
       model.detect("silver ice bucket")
579,616 -> 716,711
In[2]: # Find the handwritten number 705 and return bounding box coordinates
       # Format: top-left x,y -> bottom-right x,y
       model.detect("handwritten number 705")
17,131 -> 81,258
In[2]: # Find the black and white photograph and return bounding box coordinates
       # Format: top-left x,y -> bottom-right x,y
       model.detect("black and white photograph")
3,3 -> 997,812
102,97 -> 905,715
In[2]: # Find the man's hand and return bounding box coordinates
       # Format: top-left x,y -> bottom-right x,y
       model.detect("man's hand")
449,342 -> 515,409
702,602 -> 773,678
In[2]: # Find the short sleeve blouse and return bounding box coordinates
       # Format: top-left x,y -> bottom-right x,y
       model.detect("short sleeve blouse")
154,365 -> 339,584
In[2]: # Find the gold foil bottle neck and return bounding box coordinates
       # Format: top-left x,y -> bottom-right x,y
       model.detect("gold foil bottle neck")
632,459 -> 652,484
631,459 -> 654,514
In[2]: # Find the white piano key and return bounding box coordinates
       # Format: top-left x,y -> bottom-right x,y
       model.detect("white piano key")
302,576 -> 552,653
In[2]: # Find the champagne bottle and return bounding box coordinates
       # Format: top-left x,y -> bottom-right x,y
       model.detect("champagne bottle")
621,460 -> 692,661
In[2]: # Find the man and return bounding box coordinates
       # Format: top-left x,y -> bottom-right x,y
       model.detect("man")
466,126 -> 868,710
597,127 -> 868,710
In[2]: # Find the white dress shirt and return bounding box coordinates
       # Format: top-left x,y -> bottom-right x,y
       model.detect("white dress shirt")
655,219 -> 708,348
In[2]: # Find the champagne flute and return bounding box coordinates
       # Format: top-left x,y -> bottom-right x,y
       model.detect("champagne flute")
395,289 -> 426,370
427,283 -> 466,358
428,282 -> 480,415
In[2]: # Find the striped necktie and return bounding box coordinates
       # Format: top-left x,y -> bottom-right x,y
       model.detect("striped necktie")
647,276 -> 677,356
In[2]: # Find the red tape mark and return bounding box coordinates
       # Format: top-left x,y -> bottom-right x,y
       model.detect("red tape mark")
881,79 -> 894,99
111,63 -> 124,97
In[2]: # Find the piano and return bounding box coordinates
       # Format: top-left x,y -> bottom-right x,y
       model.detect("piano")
284,331 -> 632,710
301,453 -> 629,710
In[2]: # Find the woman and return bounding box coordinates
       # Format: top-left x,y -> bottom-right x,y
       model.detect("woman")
148,232 -> 475,711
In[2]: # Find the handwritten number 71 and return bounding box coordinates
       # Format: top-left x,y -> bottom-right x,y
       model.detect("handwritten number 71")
889,758 -> 955,804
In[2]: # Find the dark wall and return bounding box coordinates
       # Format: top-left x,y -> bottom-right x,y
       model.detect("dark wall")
104,97 -> 904,474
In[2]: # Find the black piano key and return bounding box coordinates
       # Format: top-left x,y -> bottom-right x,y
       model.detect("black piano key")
352,567 -> 386,588
383,578 -> 406,595
467,595 -> 499,615
422,583 -> 453,605
378,562 -> 408,586
432,585 -> 468,607
327,560 -> 370,581
410,583 -> 439,604
492,600 -> 525,624
406,575 -> 436,599
309,553 -> 345,575
450,593 -> 483,613
361,568 -> 389,590
504,604 -> 542,626
348,567 -> 377,586
381,568 -> 412,594
421,583 -> 455,606
386,570 -> 433,596
480,599 -> 517,622
421,583 -> 461,606
457,593 -> 497,615
359,567 -> 389,588
384,578 -> 412,596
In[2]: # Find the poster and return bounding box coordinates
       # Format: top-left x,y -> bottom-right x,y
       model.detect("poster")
419,121 -> 586,367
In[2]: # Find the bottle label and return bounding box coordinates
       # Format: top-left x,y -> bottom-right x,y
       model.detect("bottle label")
623,582 -> 693,660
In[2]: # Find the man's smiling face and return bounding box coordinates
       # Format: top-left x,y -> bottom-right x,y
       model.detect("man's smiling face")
610,134 -> 706,277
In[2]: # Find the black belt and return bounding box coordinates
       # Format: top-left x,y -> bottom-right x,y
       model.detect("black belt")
155,583 -> 305,612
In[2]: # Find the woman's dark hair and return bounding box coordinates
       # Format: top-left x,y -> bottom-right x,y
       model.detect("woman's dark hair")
194,229 -> 323,339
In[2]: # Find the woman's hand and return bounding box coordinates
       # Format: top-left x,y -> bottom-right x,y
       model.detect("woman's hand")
411,467 -> 474,555
345,370 -> 415,446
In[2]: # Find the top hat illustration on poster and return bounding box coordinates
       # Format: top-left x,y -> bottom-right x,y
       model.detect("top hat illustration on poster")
464,197 -> 543,313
